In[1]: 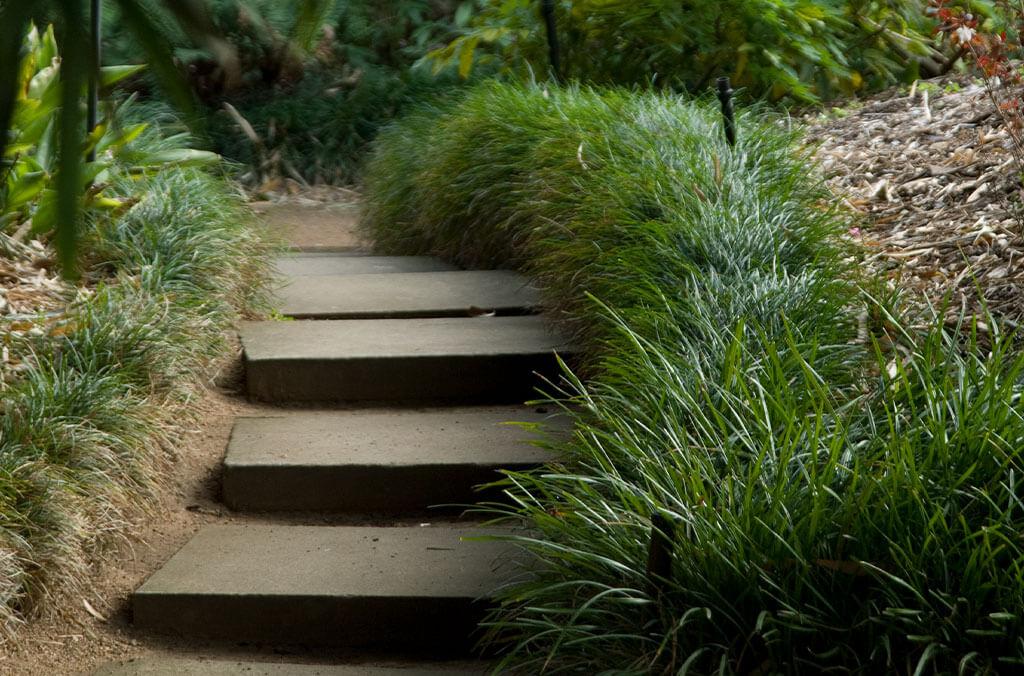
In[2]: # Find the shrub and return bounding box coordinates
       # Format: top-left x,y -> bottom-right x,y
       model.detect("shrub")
0,23 -> 220,274
363,81 -> 857,350
361,81 -> 1024,673
428,0 -> 951,102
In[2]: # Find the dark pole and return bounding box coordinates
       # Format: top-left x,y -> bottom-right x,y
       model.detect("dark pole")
87,0 -> 101,160
541,0 -> 561,83
717,76 -> 736,147
646,513 -> 676,598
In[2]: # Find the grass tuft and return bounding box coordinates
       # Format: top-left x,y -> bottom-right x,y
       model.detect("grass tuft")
0,136 -> 273,633
362,81 -> 1024,673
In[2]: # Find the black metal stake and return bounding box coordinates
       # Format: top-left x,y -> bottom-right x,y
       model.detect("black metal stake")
717,76 -> 736,147
87,0 -> 101,161
646,512 -> 676,597
541,0 -> 561,83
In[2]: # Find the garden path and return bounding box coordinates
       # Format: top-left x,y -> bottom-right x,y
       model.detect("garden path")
91,203 -> 571,674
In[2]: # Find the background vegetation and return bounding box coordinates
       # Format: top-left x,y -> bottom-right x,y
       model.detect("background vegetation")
361,81 -> 1024,674
96,0 -> 477,185
427,0 -> 971,102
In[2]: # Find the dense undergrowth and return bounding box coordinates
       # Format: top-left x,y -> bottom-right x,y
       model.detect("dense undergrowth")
430,0 -> 965,103
0,134 -> 272,632
362,82 -> 1024,673
92,0 -> 475,185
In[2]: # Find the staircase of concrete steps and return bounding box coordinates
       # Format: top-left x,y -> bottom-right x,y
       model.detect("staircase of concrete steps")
95,252 -> 573,675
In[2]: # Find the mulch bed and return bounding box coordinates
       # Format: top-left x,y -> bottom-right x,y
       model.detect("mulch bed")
808,76 -> 1024,330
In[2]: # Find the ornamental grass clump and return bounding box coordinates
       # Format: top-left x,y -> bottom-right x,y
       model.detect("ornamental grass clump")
0,146 -> 272,632
362,81 -> 1024,673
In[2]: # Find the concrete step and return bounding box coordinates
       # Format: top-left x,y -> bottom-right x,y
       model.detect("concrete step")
223,407 -> 561,512
275,270 -> 539,319
275,255 -> 457,278
95,658 -> 484,675
133,525 -> 516,653
241,316 -> 570,403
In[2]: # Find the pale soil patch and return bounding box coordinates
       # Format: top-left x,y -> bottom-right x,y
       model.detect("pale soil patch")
250,186 -> 367,252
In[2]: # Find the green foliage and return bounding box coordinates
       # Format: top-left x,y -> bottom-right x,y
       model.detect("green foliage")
98,1 -> 474,184
362,81 -> 1024,672
1,26 -> 218,241
0,130 -> 273,630
428,0 -> 957,102
208,65 -> 464,184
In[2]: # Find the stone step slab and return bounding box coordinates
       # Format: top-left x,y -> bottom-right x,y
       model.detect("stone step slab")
223,407 -> 562,513
275,271 -> 539,319
241,316 -> 570,403
133,525 -> 515,653
275,255 -> 457,278
95,659 -> 483,675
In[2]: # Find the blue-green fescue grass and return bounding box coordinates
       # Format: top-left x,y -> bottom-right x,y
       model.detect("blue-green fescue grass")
361,81 -> 1024,673
0,141 -> 273,632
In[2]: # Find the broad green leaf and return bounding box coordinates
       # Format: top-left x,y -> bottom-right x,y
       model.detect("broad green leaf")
458,37 -> 480,79
35,118 -> 56,172
38,25 -> 58,67
28,64 -> 58,100
82,161 -> 113,187
85,195 -> 126,210
0,4 -> 33,161
100,64 -> 147,88
84,122 -> 107,154
5,170 -> 47,209
30,188 -> 58,234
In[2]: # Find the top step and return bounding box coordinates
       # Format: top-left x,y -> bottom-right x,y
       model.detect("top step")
275,254 -> 457,278
276,270 -> 539,319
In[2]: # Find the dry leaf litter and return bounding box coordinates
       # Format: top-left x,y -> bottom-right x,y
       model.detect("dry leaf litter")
0,236 -> 77,388
808,76 -> 1024,329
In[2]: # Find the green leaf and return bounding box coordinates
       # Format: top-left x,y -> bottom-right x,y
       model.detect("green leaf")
458,37 -> 480,79
38,25 -> 58,68
289,0 -> 337,52
96,122 -> 147,155
28,64 -> 59,100
5,170 -> 47,209
100,64 -> 147,88
112,0 -> 203,137
30,188 -> 58,234
138,148 -> 220,166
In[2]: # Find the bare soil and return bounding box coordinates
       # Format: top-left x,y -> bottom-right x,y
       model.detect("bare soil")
250,186 -> 368,252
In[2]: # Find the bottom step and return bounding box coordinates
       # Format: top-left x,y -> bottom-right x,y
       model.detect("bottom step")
95,658 -> 483,675
133,525 -> 516,653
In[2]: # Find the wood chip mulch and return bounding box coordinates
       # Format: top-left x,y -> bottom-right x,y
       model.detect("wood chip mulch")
807,77 -> 1024,330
